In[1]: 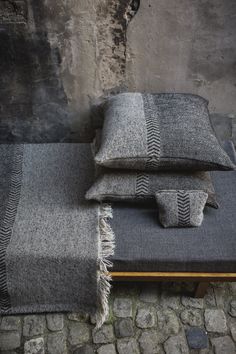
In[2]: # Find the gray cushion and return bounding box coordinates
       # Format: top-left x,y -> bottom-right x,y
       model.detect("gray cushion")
155,190 -> 208,228
86,169 -> 218,208
110,141 -> 236,273
95,93 -> 235,171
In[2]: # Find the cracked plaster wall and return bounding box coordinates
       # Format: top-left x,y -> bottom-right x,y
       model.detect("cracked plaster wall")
126,0 -> 236,117
0,0 -> 235,142
0,0 -> 138,142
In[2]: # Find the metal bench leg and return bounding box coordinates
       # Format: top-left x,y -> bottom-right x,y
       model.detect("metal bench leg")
194,282 -> 209,298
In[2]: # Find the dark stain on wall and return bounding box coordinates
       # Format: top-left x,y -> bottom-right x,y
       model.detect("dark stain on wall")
0,0 -> 140,142
113,0 -> 140,74
0,1 -> 75,142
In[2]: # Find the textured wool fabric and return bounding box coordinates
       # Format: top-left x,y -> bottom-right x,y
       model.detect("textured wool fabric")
85,169 -> 218,208
0,144 -> 114,325
95,93 -> 235,171
110,141 -> 236,273
155,190 -> 208,228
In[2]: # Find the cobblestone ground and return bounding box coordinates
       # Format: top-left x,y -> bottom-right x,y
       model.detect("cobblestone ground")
0,282 -> 235,354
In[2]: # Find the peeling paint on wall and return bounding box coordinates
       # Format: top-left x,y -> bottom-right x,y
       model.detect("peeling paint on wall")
1,0 -> 234,142
95,0 -> 140,94
0,0 -> 140,142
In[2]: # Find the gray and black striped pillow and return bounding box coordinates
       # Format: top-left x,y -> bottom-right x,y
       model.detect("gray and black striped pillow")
86,169 -> 218,209
95,93 -> 235,171
155,190 -> 208,228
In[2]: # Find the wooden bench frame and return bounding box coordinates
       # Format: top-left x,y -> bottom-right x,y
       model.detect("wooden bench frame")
110,272 -> 236,297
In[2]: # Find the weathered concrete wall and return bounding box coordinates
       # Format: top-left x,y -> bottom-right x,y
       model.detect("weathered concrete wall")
0,0 -> 235,142
0,0 -> 139,142
126,0 -> 236,115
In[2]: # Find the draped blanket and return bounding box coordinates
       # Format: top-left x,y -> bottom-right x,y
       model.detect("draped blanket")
0,144 -> 114,327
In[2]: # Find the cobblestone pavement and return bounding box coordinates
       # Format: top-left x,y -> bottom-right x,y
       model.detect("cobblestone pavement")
0,282 -> 235,354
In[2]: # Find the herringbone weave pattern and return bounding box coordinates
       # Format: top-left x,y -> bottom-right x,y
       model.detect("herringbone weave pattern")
177,191 -> 191,227
143,94 -> 161,169
0,146 -> 23,312
135,173 -> 149,198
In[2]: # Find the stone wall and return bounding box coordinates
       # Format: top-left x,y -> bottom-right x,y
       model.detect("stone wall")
0,0 -> 235,142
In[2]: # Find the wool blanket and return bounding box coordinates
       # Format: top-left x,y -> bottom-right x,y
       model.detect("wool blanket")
0,143 -> 114,327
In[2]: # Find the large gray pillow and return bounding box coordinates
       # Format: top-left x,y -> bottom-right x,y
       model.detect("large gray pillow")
86,169 -> 218,209
95,93 -> 235,171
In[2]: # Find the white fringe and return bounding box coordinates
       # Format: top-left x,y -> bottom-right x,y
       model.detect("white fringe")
96,204 -> 115,328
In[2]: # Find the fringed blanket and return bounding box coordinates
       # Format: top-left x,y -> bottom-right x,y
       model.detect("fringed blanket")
0,144 -> 114,327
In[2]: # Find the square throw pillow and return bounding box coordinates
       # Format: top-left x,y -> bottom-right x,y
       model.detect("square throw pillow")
86,169 -> 218,209
155,190 -> 208,228
95,93 -> 235,171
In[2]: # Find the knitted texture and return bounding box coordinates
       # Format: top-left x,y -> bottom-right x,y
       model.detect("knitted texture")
95,93 -> 235,171
155,190 -> 208,228
0,144 -> 114,327
86,169 -> 218,209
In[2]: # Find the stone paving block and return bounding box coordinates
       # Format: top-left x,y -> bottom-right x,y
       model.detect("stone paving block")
68,313 -> 90,322
0,316 -> 21,331
181,296 -> 204,309
73,345 -> 94,354
138,330 -> 162,353
46,314 -> 64,331
204,287 -> 216,307
113,298 -> 133,318
117,338 -> 139,354
204,309 -> 227,333
229,283 -> 236,293
0,331 -> 21,351
159,292 -> 181,310
136,307 -> 156,329
211,335 -> 235,354
229,300 -> 236,317
92,324 -> 114,344
214,287 -> 227,308
23,315 -> 46,337
185,327 -> 208,349
24,337 -> 45,354
157,309 -> 180,338
47,332 -> 66,354
68,322 -> 91,346
164,333 -> 189,354
97,343 -> 116,354
114,318 -> 134,338
180,309 -> 203,327
229,319 -> 236,342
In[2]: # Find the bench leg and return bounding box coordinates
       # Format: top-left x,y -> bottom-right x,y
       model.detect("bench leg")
194,282 -> 209,298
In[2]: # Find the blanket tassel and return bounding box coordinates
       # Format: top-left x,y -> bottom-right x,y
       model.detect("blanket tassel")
96,204 -> 115,328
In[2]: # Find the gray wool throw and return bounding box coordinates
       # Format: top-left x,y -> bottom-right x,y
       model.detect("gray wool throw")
95,93 -> 235,171
0,144 -> 115,327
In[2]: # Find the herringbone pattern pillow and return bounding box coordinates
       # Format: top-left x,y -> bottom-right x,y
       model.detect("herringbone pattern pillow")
155,190 -> 208,228
86,169 -> 218,209
95,93 -> 235,171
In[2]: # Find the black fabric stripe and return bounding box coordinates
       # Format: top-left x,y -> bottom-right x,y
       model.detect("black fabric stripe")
0,145 -> 23,312
177,191 -> 191,227
135,173 -> 149,198
143,94 -> 161,169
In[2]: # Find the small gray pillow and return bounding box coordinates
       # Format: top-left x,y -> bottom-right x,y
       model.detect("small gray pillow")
86,170 -> 218,208
95,93 -> 235,171
155,190 -> 208,228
